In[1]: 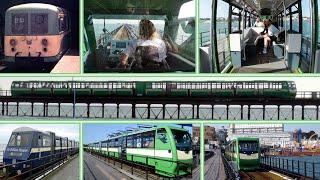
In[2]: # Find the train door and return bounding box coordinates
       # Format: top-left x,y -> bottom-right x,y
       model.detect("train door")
135,82 -> 146,96
49,132 -> 55,158
120,137 -> 127,160
155,128 -> 173,172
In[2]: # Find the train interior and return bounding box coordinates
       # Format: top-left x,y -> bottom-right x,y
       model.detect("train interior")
200,0 -> 320,73
83,0 -> 196,73
0,0 -> 79,73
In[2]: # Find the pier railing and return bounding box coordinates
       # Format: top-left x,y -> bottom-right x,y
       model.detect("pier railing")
0,149 -> 79,179
261,156 -> 320,179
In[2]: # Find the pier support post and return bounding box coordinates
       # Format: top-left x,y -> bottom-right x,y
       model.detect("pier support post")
101,103 -> 104,118
147,104 -> 151,119
58,103 -> 61,117
292,106 -> 294,120
226,105 -> 229,120
277,105 -> 280,120
240,105 -> 243,120
31,102 -> 34,116
177,104 -> 181,119
262,105 -> 265,120
211,104 -> 214,119
248,105 -> 251,120
192,105 -> 195,119
1,102 -> 4,115
316,105 -> 319,120
302,105 -> 305,120
43,103 -> 46,117
131,103 -> 135,118
196,105 -> 199,119
87,103 -> 90,118
162,104 -> 165,119
16,102 -> 19,116
117,103 -> 120,118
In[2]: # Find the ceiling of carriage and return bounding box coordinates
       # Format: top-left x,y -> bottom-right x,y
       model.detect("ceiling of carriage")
230,0 -> 299,15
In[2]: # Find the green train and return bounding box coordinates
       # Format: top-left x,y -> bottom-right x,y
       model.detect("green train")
86,126 -> 193,177
225,137 -> 260,171
10,81 -> 297,98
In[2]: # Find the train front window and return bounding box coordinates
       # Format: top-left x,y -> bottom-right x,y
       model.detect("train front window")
239,141 -> 258,152
172,129 -> 192,151
11,13 -> 28,34
31,14 -> 48,34
8,133 -> 32,147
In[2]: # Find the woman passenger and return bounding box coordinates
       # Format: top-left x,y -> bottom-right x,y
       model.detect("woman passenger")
261,19 -> 280,54
119,19 -> 167,69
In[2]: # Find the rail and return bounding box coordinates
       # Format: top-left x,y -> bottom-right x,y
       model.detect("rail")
85,148 -> 192,179
0,149 -> 79,179
261,156 -> 320,179
221,152 -> 239,180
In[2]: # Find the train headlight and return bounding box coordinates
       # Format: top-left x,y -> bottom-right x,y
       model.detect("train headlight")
10,39 -> 17,46
41,39 -> 48,46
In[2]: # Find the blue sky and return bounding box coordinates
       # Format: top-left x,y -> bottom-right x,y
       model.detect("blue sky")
211,124 -> 320,133
83,124 -> 195,144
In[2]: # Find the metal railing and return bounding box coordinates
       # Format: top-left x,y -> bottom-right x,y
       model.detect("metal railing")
199,31 -> 210,46
85,148 -> 192,179
261,156 -> 320,179
221,152 -> 239,180
0,149 -> 79,179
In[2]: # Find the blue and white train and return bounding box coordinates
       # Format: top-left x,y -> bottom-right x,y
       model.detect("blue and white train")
3,127 -> 78,173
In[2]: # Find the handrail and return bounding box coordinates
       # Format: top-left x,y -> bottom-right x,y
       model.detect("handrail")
0,149 -> 79,179
261,156 -> 320,179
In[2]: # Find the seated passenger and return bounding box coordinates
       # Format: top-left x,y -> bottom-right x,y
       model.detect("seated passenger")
119,19 -> 168,70
261,19 -> 280,54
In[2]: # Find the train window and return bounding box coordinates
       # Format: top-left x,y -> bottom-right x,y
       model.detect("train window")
157,128 -> 168,144
127,136 -> 133,148
133,134 -> 141,148
11,13 -> 28,34
9,133 -> 32,147
142,131 -> 155,148
172,129 -> 191,150
301,0 -> 312,72
43,135 -> 52,147
55,139 -> 61,147
31,14 -> 48,34
239,141 -> 258,151
231,6 -> 241,33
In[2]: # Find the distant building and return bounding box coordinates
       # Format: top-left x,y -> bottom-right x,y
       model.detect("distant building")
192,126 -> 216,144
216,127 -> 228,144
228,124 -> 292,147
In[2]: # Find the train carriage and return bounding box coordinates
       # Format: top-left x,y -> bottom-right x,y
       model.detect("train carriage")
225,137 -> 260,171
3,127 -> 78,174
89,126 -> 193,177
4,3 -> 71,63
10,80 -> 297,99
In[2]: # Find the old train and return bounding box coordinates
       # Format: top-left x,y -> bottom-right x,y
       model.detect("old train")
86,125 -> 193,177
10,80 -> 297,98
3,127 -> 78,174
4,3 -> 70,63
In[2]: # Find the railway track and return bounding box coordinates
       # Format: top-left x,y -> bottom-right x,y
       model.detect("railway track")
240,168 -> 291,180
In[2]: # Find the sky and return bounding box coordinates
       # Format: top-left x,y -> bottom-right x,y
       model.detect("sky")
83,124 -> 194,144
209,124 -> 320,133
0,124 -> 79,145
200,0 -> 312,19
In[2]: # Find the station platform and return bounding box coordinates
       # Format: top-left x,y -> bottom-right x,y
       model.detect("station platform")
84,152 -> 133,180
51,49 -> 80,74
205,149 -> 227,180
42,156 -> 79,180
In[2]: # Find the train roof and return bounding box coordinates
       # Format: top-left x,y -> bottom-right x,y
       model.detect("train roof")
12,126 -> 51,135
234,137 -> 260,141
6,3 -> 64,13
